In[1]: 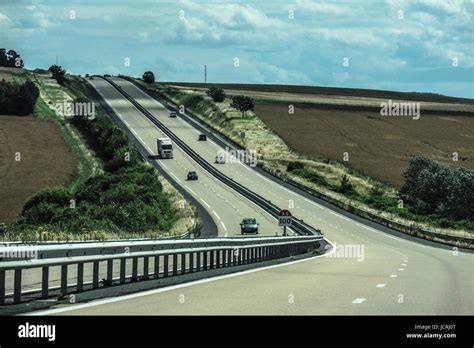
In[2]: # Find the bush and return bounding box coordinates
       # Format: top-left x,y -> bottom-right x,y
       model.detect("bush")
338,175 -> 354,194
400,155 -> 474,220
287,161 -> 305,172
142,71 -> 155,84
206,86 -> 226,102
19,164 -> 177,233
49,64 -> 66,85
0,80 -> 39,115
231,95 -> 254,116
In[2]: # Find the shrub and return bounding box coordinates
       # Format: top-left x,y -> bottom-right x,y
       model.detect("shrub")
287,161 -> 305,172
206,86 -> 226,102
142,71 -> 155,84
338,175 -> 354,194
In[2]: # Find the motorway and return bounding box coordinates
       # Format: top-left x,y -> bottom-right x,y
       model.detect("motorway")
31,77 -> 473,315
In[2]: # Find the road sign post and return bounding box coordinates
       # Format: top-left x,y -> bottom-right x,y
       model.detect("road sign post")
278,210 -> 292,236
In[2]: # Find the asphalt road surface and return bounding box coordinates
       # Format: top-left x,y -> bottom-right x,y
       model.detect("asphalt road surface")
30,77 -> 473,315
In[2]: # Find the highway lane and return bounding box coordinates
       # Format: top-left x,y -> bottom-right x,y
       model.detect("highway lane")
30,77 -> 473,315
89,77 -> 280,238
2,78 -> 281,298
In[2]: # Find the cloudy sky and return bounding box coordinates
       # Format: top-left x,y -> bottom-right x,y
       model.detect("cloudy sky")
1,0 -> 473,97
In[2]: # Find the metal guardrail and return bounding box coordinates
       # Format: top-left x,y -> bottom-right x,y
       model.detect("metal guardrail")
101,76 -> 322,237
0,236 -> 322,305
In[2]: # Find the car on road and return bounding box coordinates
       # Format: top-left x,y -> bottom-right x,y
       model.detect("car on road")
240,218 -> 259,234
187,171 -> 198,181
198,134 -> 207,141
169,111 -> 177,118
215,154 -> 225,164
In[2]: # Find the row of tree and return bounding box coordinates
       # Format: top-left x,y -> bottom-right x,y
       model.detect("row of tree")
0,80 -> 39,115
0,49 -> 24,68
141,71 -> 255,117
207,85 -> 254,116
400,156 -> 473,220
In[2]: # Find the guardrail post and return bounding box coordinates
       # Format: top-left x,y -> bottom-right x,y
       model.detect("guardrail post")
216,250 -> 221,268
197,252 -> 201,272
132,257 -> 138,281
189,253 -> 194,273
0,270 -> 5,305
181,253 -> 186,275
173,254 -> 178,276
227,250 -> 232,267
120,258 -> 126,284
239,248 -> 244,265
203,251 -> 208,270
251,248 -> 255,263
210,251 -> 215,269
93,261 -> 99,289
77,263 -> 84,292
42,266 -> 49,298
107,259 -> 113,284
164,255 -> 169,277
143,256 -> 149,278
61,265 -> 68,295
14,269 -> 22,304
154,256 -> 160,279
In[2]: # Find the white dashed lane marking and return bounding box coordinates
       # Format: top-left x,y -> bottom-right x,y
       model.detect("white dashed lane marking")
352,298 -> 366,304
376,284 -> 386,288
390,275 -> 397,278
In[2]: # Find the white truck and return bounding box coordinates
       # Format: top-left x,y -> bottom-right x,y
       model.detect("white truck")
157,138 -> 173,159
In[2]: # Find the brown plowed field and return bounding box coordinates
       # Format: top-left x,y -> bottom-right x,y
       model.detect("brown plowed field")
255,103 -> 474,187
0,116 -> 76,223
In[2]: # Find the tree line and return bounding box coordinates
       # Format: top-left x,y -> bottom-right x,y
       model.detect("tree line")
0,80 -> 39,115
0,48 -> 24,68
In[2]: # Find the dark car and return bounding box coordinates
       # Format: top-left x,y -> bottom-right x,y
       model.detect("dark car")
187,171 -> 198,181
169,111 -> 177,118
240,218 -> 259,234
198,134 -> 207,141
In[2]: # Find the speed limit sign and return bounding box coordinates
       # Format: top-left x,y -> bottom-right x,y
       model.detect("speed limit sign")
278,209 -> 292,226
278,210 -> 292,236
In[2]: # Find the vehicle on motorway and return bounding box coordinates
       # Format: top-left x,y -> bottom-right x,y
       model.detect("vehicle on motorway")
104,74 -> 111,77
215,154 -> 226,164
169,111 -> 177,118
157,138 -> 173,159
198,134 -> 207,141
187,171 -> 198,181
240,218 -> 259,234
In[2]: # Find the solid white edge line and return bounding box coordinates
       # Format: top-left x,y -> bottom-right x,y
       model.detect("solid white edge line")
330,211 -> 350,221
212,210 -> 221,220
221,221 -> 227,231
158,161 -> 168,169
184,186 -> 197,196
27,238 -> 334,316
170,172 -> 182,183
200,198 -> 211,208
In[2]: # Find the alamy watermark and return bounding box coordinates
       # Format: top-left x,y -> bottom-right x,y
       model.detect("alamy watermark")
0,243 -> 38,260
324,242 -> 365,261
216,147 -> 258,167
380,99 -> 420,120
55,101 -> 96,120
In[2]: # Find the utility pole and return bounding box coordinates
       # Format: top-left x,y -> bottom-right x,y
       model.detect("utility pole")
204,64 -> 207,84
